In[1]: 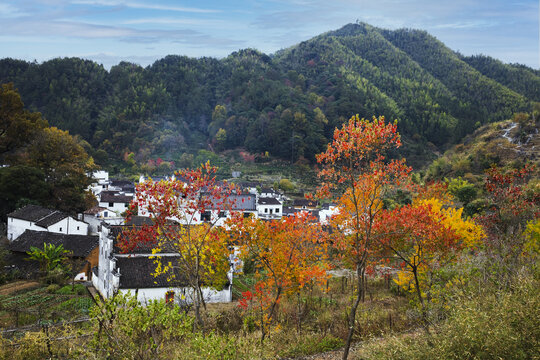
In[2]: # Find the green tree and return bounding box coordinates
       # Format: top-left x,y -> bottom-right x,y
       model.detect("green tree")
26,243 -> 69,273
0,83 -> 47,161
25,127 -> 96,212
0,165 -> 50,220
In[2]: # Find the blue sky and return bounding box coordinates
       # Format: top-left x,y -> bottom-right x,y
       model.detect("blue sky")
0,0 -> 538,70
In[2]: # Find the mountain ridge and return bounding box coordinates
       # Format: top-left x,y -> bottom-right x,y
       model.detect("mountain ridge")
0,23 -> 535,170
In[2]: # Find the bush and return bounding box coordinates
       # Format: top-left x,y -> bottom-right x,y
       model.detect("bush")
357,272 -> 540,360
56,284 -> 86,295
46,284 -> 60,293
280,334 -> 344,358
88,292 -> 193,360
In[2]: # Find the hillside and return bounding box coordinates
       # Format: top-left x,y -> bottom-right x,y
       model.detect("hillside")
425,112 -> 540,182
0,23 -> 536,171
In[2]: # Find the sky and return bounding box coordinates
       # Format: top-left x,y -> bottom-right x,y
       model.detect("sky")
0,0 -> 538,70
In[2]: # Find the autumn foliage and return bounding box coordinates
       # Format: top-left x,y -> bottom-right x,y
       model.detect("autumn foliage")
120,162 -> 238,327
231,211 -> 329,341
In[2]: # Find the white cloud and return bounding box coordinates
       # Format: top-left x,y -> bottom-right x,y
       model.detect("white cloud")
71,0 -> 220,13
0,3 -> 28,17
121,17 -> 219,25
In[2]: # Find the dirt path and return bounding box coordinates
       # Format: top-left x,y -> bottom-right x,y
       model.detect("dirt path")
0,281 -> 40,296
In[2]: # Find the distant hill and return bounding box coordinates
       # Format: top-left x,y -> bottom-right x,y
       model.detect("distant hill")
0,23 -> 536,170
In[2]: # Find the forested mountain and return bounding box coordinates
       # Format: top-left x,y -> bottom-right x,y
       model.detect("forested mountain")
461,54 -> 540,102
0,23 -> 536,170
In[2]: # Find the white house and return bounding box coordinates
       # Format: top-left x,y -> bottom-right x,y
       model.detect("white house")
88,170 -> 110,196
7,205 -> 89,242
137,187 -> 258,227
257,197 -> 283,220
92,224 -> 233,304
319,203 -> 340,225
83,206 -> 124,235
98,191 -> 133,215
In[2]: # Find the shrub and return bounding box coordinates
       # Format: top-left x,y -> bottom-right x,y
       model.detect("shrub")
46,284 -> 60,293
56,284 -> 86,295
88,292 -> 193,360
279,334 -> 344,358
357,272 -> 539,360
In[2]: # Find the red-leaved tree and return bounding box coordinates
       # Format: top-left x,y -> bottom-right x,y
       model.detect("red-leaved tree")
316,115 -> 410,360
119,162 -> 237,328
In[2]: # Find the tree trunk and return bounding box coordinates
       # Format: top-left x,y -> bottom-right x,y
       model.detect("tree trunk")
342,264 -> 363,360
193,283 -> 204,331
412,267 -> 430,336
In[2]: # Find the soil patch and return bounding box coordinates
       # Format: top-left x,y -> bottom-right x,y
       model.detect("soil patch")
0,281 -> 40,296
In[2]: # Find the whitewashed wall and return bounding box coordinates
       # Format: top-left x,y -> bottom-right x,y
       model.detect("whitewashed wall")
7,218 -> 43,242
46,217 -> 88,235
99,201 -> 130,215
119,284 -> 232,305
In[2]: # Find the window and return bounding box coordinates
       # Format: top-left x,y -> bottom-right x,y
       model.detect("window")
124,203 -> 129,208
104,211 -> 108,217
109,202 -> 114,207
276,208 -> 280,213
218,211 -> 225,218
59,227 -> 62,232
243,212 -> 251,218
264,208 -> 268,213
77,226 -> 80,230
165,290 -> 175,304
201,211 -> 211,222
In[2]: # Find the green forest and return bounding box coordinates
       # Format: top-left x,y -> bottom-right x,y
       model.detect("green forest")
0,23 -> 537,173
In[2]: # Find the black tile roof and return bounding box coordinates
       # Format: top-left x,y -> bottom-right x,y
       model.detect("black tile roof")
258,197 -> 282,205
115,256 -> 231,289
34,211 -> 69,228
283,206 -> 300,215
292,199 -> 318,207
7,205 -> 57,222
84,206 -> 108,215
9,230 -> 98,258
259,188 -> 278,194
116,256 -> 190,288
110,180 -> 134,187
99,191 -> 133,203
110,225 -> 177,254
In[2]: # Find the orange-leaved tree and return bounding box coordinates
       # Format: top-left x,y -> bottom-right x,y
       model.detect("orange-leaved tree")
315,115 -> 410,360
230,211 -> 329,342
375,202 -> 461,332
375,181 -> 484,332
119,162 -> 237,329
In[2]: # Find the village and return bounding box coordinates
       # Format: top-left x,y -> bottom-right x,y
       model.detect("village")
5,170 -> 338,305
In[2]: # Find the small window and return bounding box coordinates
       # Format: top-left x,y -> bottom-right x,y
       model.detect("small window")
77,226 -> 80,230
165,290 -> 175,304
264,208 -> 268,213
59,227 -> 62,232
276,208 -> 280,213
109,202 -> 114,207
124,203 -> 129,208
243,212 -> 251,218
218,211 -> 225,218
104,211 -> 108,217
